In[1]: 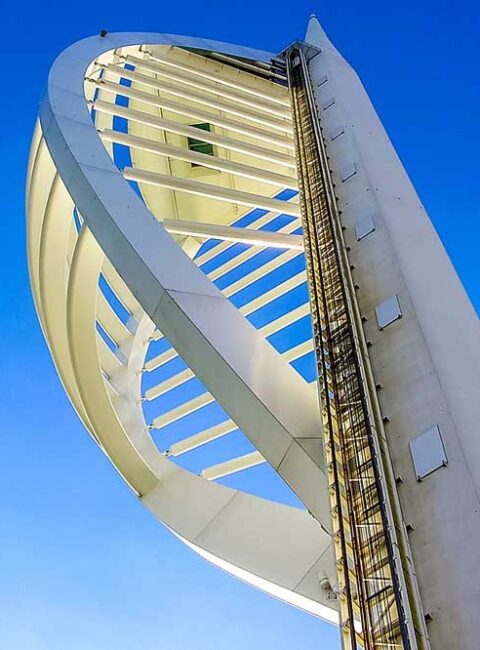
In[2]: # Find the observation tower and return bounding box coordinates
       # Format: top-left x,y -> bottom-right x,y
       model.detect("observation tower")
26,16 -> 480,650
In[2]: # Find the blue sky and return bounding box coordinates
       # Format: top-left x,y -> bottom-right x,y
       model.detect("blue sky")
1,1 -> 479,649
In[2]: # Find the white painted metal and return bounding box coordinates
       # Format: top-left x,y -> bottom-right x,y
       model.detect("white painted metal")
27,32 -> 337,625
93,79 -> 294,148
145,50 -> 290,106
26,18 -> 480,649
168,420 -> 238,457
122,167 -> 301,217
122,54 -> 290,118
306,15 -> 480,648
92,100 -> 296,168
161,219 -> 303,249
100,129 -> 298,189
202,450 -> 265,480
102,64 -> 292,132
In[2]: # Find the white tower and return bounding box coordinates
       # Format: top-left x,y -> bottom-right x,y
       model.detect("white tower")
27,17 -> 480,650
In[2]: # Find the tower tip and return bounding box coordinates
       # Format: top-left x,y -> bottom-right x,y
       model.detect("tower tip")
305,14 -> 328,45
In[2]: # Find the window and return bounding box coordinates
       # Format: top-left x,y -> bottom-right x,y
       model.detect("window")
187,123 -> 214,164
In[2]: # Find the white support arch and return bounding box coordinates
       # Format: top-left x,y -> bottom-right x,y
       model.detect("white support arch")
27,32 -> 339,624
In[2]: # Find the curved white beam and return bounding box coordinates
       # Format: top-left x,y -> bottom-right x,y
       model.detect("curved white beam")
39,31 -> 331,530
27,32 -> 339,624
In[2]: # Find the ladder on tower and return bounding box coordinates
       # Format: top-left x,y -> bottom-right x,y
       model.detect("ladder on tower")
285,44 -> 429,650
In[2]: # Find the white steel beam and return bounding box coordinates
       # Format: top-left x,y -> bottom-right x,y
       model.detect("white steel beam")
283,340 -> 313,363
202,450 -> 265,480
93,79 -> 294,149
162,219 -> 303,250
99,129 -> 298,190
122,167 -> 301,217
143,347 -> 177,372
146,51 -> 290,106
144,367 -> 193,401
194,211 -> 299,268
242,271 -> 306,316
151,393 -> 213,430
123,54 -> 290,119
209,52 -> 286,81
222,251 -> 301,296
92,101 -> 296,168
168,420 -> 238,457
104,64 -> 292,133
207,220 -> 300,283
261,303 -> 311,338
28,33 -> 338,626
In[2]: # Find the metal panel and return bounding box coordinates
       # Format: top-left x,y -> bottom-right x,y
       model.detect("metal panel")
409,425 -> 448,480
375,294 -> 402,329
340,162 -> 357,182
322,96 -> 336,110
330,124 -> 345,141
355,214 -> 375,240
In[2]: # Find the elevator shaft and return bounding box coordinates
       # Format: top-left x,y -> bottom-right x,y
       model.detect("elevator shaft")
286,45 -> 427,650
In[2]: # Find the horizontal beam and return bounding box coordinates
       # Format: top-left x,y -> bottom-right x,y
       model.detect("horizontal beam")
283,339 -> 313,363
221,250 -> 301,297
99,129 -> 298,190
92,79 -> 294,149
207,220 -> 300,283
91,101 -> 296,169
241,270 -> 306,316
202,450 -> 265,480
261,303 -> 310,338
105,64 -> 292,133
151,393 -> 213,429
209,52 -> 286,81
143,346 -> 177,372
144,367 -> 193,401
162,219 -> 304,250
168,420 -> 238,457
194,214 -> 299,270
122,167 -> 301,218
123,54 -> 290,119
145,52 -> 290,106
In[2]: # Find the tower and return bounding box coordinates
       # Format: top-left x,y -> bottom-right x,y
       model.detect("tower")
26,16 -> 480,649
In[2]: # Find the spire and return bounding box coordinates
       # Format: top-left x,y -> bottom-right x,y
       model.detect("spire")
305,14 -> 328,47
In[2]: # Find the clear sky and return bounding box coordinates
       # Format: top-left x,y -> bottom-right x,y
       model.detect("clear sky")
1,1 -> 479,649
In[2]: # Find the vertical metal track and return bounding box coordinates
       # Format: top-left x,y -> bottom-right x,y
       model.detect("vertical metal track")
285,45 -> 423,650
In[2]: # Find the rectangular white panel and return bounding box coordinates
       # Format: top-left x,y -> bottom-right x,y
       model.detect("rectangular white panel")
409,425 -> 448,480
330,124 -> 345,141
355,214 -> 376,240
322,96 -> 336,110
341,163 -> 357,182
375,294 -> 402,329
